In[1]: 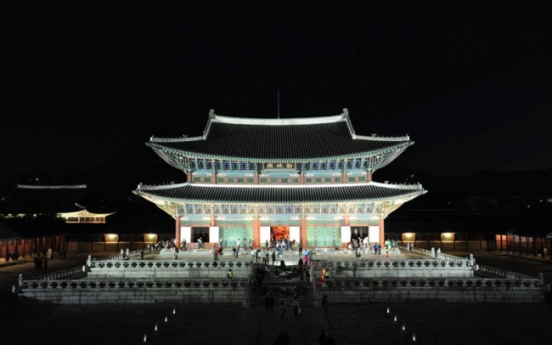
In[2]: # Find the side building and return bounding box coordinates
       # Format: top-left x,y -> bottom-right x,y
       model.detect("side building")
135,109 -> 426,248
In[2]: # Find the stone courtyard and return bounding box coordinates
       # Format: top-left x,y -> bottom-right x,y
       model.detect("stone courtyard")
1,249 -> 551,344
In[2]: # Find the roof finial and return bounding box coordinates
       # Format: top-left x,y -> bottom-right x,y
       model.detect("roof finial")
209,109 -> 215,118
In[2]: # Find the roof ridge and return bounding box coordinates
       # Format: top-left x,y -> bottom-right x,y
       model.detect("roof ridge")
136,181 -> 424,191
16,184 -> 87,189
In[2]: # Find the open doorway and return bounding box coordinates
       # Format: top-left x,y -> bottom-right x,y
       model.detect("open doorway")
270,226 -> 289,242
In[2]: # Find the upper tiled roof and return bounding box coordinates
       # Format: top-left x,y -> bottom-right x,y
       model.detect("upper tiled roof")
148,109 -> 412,161
135,182 -> 426,204
0,185 -> 87,214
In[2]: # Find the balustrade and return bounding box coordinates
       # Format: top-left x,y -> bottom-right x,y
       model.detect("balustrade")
20,279 -> 248,291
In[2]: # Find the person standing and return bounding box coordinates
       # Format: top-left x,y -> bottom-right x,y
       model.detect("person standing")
197,237 -> 203,249
292,297 -> 300,318
271,250 -> 276,266
174,247 -> 179,260
227,268 -> 233,280
236,238 -> 241,258
212,246 -> 218,261
279,301 -> 287,323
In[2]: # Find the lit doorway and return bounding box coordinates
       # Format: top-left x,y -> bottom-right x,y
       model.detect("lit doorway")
271,226 -> 289,241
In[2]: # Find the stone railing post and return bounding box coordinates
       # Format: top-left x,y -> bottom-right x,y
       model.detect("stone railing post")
469,254 -> 474,266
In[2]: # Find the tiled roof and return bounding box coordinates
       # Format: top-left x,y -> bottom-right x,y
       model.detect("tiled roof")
0,185 -> 86,214
149,111 -> 411,160
135,182 -> 426,204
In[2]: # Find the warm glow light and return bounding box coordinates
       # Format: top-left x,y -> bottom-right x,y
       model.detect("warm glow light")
145,234 -> 158,243
402,232 -> 416,242
105,234 -> 119,243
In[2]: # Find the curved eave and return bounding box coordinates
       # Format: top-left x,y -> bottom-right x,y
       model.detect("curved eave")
147,140 -> 413,164
134,184 -> 426,206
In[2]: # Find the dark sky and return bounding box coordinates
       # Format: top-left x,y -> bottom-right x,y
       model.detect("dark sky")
1,3 -> 550,178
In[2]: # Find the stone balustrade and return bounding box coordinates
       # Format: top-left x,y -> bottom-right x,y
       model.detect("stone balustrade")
320,277 -> 542,289
93,248 -> 152,262
31,266 -> 86,281
315,277 -> 544,303
90,260 -> 252,269
17,279 -> 248,304
476,264 -> 534,280
21,279 -> 248,290
312,259 -> 474,278
87,260 -> 252,279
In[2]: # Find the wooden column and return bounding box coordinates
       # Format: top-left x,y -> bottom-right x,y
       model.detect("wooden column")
300,171 -> 304,184
300,214 -> 307,248
378,217 -> 385,245
366,171 -> 372,182
342,159 -> 347,183
212,160 -> 217,184
187,171 -> 193,182
175,216 -> 181,248
255,171 -> 259,184
253,217 -> 260,247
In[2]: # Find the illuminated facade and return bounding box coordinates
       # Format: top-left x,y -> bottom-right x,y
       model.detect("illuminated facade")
135,109 -> 426,248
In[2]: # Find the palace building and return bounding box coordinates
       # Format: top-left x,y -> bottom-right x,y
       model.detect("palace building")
135,109 -> 426,248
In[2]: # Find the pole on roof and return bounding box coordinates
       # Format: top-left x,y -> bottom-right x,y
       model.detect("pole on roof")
277,89 -> 280,119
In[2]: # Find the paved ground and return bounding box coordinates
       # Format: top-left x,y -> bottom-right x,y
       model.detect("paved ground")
2,250 -> 552,345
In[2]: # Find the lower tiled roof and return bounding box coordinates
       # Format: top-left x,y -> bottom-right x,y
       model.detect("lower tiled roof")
135,182 -> 426,204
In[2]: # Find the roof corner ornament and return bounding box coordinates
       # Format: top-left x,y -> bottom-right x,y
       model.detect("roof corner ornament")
342,108 -> 349,117
209,109 -> 216,118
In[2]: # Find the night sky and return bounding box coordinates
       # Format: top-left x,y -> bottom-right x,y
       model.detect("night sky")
2,3 -> 550,178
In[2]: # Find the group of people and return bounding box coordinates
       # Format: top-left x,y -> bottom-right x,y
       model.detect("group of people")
4,250 -> 20,263
349,237 -> 397,257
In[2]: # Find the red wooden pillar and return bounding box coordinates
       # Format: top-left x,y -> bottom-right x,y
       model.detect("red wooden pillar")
342,159 -> 347,184
253,217 -> 260,247
175,216 -> 181,248
378,217 -> 385,245
300,214 -> 307,248
366,171 -> 372,182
